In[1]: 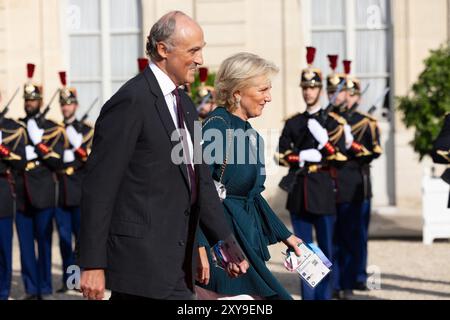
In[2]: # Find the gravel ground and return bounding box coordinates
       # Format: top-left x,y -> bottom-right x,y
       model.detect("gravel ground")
9,229 -> 450,300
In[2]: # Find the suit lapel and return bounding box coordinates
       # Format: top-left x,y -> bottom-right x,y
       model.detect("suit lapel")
143,67 -> 190,189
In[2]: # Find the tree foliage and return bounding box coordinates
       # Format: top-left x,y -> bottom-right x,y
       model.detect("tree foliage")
397,43 -> 450,160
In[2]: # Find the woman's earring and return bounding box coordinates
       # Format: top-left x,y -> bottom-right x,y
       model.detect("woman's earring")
235,98 -> 241,107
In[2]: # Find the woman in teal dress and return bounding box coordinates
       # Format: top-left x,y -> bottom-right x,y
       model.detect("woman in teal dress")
196,52 -> 302,300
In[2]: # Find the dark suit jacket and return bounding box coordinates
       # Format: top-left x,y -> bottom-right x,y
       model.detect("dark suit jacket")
78,66 -> 232,299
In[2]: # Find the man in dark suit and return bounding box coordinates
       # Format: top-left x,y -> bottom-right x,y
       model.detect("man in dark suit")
78,11 -> 248,300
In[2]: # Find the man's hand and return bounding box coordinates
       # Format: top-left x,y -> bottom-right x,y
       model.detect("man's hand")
225,260 -> 249,278
80,269 -> 105,300
196,247 -> 210,285
283,235 -> 303,256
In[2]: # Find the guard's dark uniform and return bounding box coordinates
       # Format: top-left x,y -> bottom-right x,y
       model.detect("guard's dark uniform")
56,117 -> 93,289
276,47 -> 347,300
0,117 -> 27,300
330,60 -> 382,294
58,120 -> 93,208
54,75 -> 94,291
279,111 -> 347,215
431,113 -> 450,164
15,64 -> 66,298
431,113 -> 450,207
335,105 -> 382,289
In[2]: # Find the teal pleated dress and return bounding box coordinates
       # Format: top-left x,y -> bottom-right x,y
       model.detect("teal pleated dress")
197,107 -> 293,300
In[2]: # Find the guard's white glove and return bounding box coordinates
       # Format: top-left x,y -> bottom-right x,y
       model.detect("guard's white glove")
66,125 -> 83,150
299,148 -> 322,167
63,149 -> 76,163
25,145 -> 38,161
343,124 -> 354,150
27,119 -> 44,145
307,119 -> 329,149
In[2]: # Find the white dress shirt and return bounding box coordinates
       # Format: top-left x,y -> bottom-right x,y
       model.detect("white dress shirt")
149,62 -> 194,165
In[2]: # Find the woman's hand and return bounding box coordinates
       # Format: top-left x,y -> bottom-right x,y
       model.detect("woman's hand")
283,235 -> 303,256
196,246 -> 210,285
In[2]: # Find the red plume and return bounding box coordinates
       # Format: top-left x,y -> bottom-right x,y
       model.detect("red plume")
343,60 -> 352,75
199,67 -> 208,83
137,58 -> 148,73
328,55 -> 338,71
59,71 -> 67,86
27,63 -> 35,79
306,47 -> 316,65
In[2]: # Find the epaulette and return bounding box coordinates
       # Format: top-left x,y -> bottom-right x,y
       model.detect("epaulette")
357,110 -> 377,121
328,112 -> 347,125
356,110 -> 378,122
82,121 -> 94,129
12,119 -> 27,128
83,127 -> 94,144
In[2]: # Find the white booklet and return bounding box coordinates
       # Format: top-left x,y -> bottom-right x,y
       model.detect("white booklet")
284,242 -> 332,288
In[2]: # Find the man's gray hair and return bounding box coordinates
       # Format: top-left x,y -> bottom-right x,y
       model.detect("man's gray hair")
146,11 -> 189,61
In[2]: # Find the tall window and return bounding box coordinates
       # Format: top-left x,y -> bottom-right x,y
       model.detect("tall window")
305,0 -> 392,117
66,0 -> 142,121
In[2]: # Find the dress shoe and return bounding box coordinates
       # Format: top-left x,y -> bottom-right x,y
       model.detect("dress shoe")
56,285 -> 69,294
21,294 -> 39,300
354,281 -> 369,291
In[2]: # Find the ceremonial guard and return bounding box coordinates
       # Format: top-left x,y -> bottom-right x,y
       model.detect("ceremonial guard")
15,63 -> 66,299
342,65 -> 382,291
276,47 -> 347,300
329,60 -> 378,298
55,71 -> 94,293
0,90 -> 27,300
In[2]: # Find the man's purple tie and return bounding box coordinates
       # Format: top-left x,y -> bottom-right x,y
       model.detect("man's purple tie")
172,89 -> 197,205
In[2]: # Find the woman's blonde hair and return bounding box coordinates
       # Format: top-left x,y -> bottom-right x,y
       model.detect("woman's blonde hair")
214,52 -> 279,112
